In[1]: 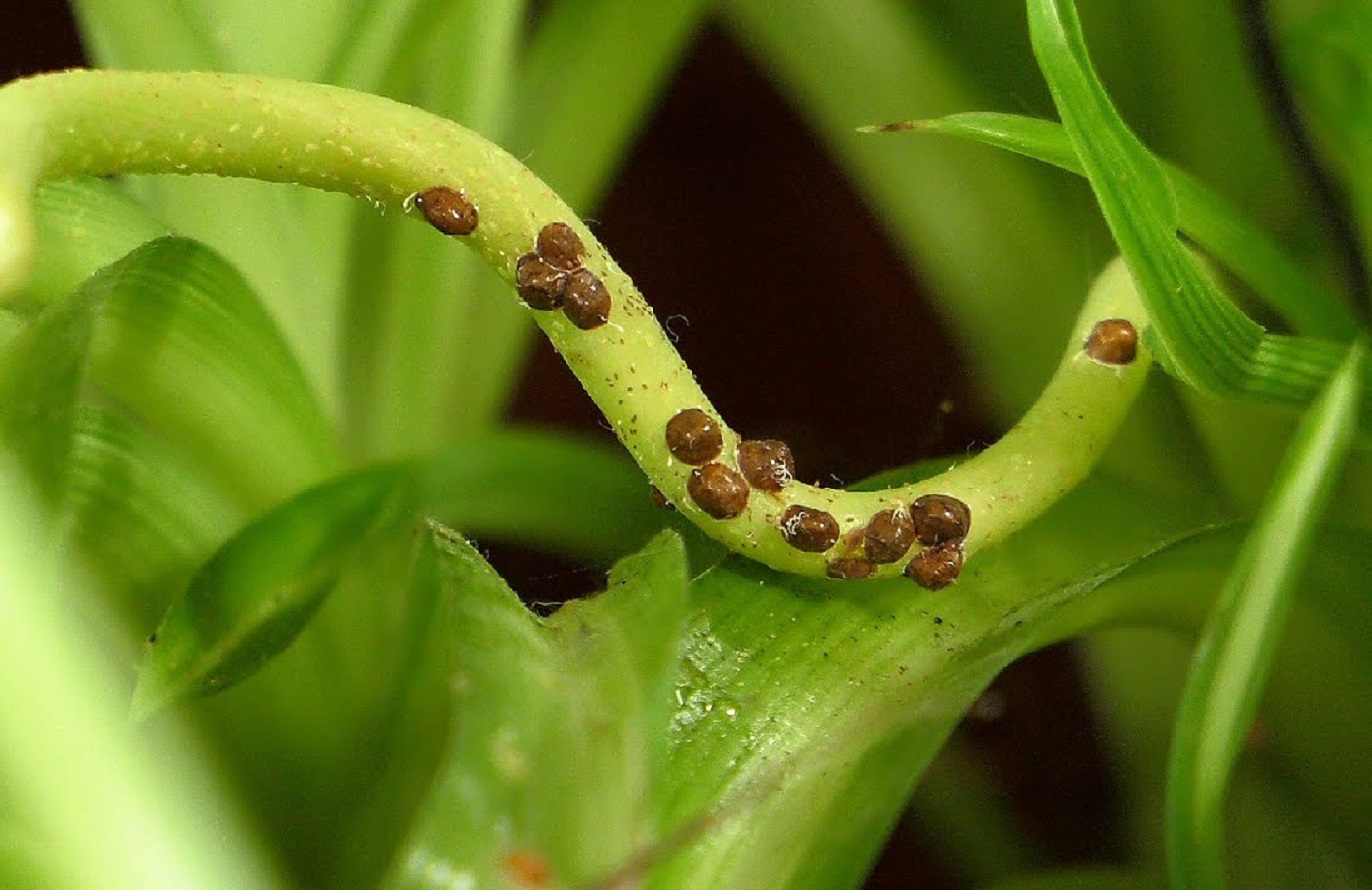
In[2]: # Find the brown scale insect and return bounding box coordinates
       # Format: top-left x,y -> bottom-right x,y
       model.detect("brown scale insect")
779,504 -> 840,553
414,186 -> 478,236
535,221 -> 585,271
737,439 -> 795,492
563,268 -> 612,330
515,253 -> 567,310
863,508 -> 917,564
1084,318 -> 1139,365
909,494 -> 972,547
826,556 -> 875,580
688,463 -> 749,519
904,540 -> 965,590
665,408 -> 723,465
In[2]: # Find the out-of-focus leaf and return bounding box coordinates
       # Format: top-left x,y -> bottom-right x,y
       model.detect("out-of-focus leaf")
0,457 -> 283,890
1027,0 -> 1369,423
385,528 -> 690,889
1166,343 -> 1363,889
1285,1 -> 1372,276
131,462 -> 415,721
132,428 -> 667,716
339,2 -> 525,457
23,177 -> 170,309
69,0 -> 221,70
901,113 -> 1357,339
0,282 -> 95,504
79,237 -> 336,506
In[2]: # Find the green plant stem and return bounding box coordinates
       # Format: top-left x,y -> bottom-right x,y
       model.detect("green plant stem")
0,69 -> 1150,578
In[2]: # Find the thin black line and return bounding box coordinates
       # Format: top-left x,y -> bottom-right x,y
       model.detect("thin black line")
1238,0 -> 1370,326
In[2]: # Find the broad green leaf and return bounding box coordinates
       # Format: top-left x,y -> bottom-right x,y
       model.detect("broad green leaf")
133,430 -> 667,715
24,177 -> 171,309
0,235 -> 333,626
78,237 -> 336,507
385,528 -> 690,889
1027,0 -> 1369,422
131,461 -> 415,721
1166,342 -> 1364,889
902,113 -> 1356,339
0,457 -> 283,890
1284,1 -> 1372,280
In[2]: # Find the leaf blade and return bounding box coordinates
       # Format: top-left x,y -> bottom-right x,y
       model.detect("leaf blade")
1166,342 -> 1364,888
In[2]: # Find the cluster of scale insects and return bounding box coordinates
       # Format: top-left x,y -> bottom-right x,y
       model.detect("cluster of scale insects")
414,185 -> 613,329
413,185 -> 1140,590
414,183 -> 972,588
662,406 -> 972,589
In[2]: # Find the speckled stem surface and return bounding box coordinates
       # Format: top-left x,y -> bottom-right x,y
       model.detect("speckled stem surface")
0,70 -> 1151,578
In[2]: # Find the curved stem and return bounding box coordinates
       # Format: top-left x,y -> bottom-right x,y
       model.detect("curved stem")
0,69 -> 1150,579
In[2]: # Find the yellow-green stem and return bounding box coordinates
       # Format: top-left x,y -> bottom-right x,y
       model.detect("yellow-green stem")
0,69 -> 1150,577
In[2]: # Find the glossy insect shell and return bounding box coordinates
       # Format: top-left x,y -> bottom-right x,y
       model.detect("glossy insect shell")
1084,318 -> 1139,365
665,408 -> 724,465
863,508 -> 916,564
909,494 -> 972,547
688,463 -> 750,519
904,540 -> 965,590
516,253 -> 568,310
536,221 -> 586,271
415,186 -> 478,236
779,504 -> 840,553
563,268 -> 612,330
737,439 -> 795,491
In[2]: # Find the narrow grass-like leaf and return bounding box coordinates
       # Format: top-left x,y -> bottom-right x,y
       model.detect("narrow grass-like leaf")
385,528 -> 689,889
131,462 -> 416,720
900,113 -> 1357,339
1166,342 -> 1364,889
1027,0 -> 1368,421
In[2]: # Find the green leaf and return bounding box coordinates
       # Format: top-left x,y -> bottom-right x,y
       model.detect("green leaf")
384,528 -> 690,889
131,462 -> 415,720
1166,342 -> 1364,889
24,177 -> 171,309
0,458 -> 283,890
1027,0 -> 1368,421
132,429 -> 668,715
0,235 -> 335,514
338,2 -> 526,456
1284,1 -> 1372,278
902,112 -> 1357,339
69,0 -> 222,70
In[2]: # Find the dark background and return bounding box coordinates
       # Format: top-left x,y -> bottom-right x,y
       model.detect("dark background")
1,7 -> 1120,887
